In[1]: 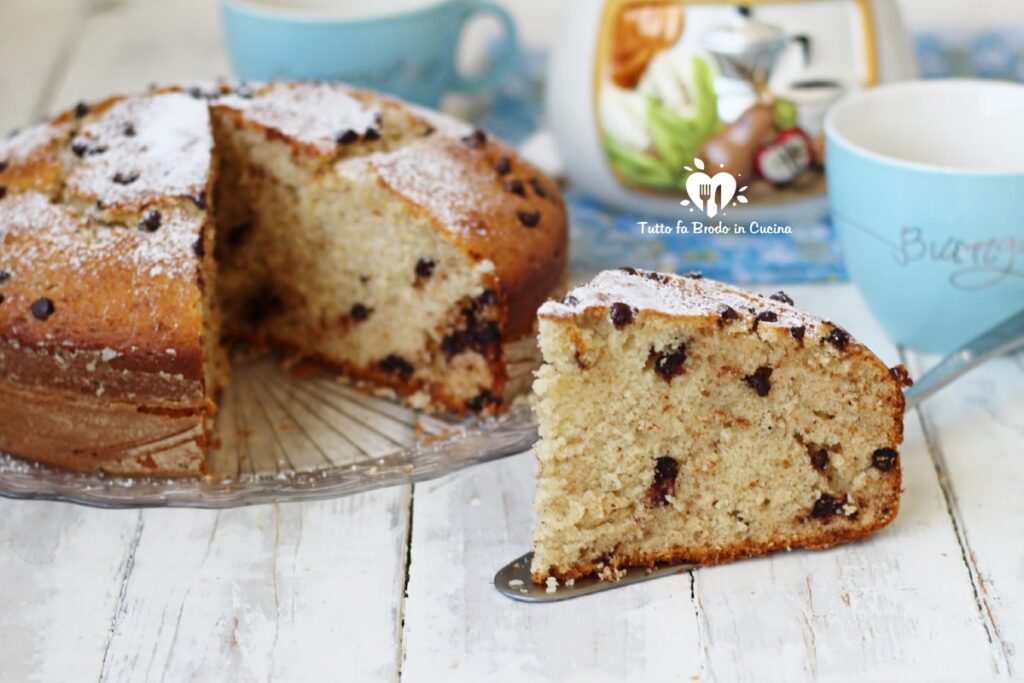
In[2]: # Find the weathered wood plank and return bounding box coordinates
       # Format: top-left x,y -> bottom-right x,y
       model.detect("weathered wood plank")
904,346 -> 1024,678
97,490 -> 411,682
400,283 -> 998,682
47,0 -> 231,111
0,502 -> 142,683
0,0 -> 91,131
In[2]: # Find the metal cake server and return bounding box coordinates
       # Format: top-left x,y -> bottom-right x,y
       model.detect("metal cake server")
495,308 -> 1024,602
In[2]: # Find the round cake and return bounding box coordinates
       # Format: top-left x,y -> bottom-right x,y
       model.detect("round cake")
0,82 -> 567,476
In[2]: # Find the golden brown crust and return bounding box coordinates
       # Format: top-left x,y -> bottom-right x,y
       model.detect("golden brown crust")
0,91 -> 218,474
0,377 -> 205,477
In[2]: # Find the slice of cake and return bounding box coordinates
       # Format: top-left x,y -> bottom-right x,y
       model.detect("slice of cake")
530,269 -> 909,583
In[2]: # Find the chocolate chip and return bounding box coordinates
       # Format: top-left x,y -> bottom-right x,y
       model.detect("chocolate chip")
335,130 -> 360,145
529,178 -> 548,199
752,310 -> 778,331
71,140 -> 89,157
650,342 -> 687,382
504,179 -> 525,196
415,258 -> 436,280
112,170 -> 139,185
609,302 -> 635,328
0,186 -> 5,200
811,493 -> 841,519
560,294 -> 579,306
138,210 -> 161,232
517,210 -> 540,227
644,271 -> 669,284
769,290 -> 794,305
825,325 -> 851,350
350,303 -> 372,321
719,305 -> 739,322
123,123 -> 136,137
790,325 -> 806,343
187,86 -> 203,99
871,448 -> 898,472
31,297 -> 55,320
193,236 -> 205,258
466,389 -> 501,412
683,271 -> 704,279
441,330 -> 468,357
379,354 -> 414,381
810,449 -> 829,471
889,365 -> 913,387
494,156 -> 511,175
73,101 -> 89,118
476,289 -> 499,308
422,126 -> 435,137
227,223 -> 251,248
744,366 -> 773,396
244,287 -> 283,323
461,128 -> 487,148
189,193 -> 207,210
618,266 -> 638,275
471,320 -> 501,349
363,128 -> 381,142
648,456 -> 679,507
0,294 -> 4,304
0,270 -> 10,283
0,160 -> 7,173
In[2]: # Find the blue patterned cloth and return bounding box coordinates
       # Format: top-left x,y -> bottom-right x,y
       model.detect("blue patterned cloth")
473,32 -> 1024,283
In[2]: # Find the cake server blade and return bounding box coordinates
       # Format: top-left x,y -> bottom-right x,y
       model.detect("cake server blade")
494,551 -> 698,602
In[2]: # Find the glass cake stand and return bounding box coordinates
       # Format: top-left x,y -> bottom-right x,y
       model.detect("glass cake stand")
0,356 -> 538,508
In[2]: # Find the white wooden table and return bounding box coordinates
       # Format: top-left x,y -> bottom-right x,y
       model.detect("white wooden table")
2,1 -> 1022,680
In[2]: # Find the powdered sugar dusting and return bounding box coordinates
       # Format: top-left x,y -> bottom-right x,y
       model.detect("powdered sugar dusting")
369,137 -> 490,238
0,122 -> 68,164
65,92 -> 212,206
542,269 -> 826,333
219,83 -> 380,154
0,191 -> 199,279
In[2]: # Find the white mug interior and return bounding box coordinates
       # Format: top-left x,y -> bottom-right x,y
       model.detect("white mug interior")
826,79 -> 1024,174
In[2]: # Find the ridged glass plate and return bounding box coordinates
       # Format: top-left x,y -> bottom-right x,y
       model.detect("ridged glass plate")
0,357 -> 538,508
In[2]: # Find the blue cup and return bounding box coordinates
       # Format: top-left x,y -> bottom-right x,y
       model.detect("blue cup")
222,0 -> 519,107
825,79 -> 1024,354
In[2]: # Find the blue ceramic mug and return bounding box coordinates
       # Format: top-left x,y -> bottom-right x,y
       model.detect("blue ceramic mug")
222,0 -> 519,106
825,79 -> 1024,354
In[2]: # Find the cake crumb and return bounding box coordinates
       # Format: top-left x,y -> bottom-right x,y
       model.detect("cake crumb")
545,576 -> 558,593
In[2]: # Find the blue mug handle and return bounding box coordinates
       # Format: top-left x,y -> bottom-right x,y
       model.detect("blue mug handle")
452,0 -> 519,94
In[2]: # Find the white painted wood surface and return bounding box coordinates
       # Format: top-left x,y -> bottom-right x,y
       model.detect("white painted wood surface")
0,1 -> 1022,681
